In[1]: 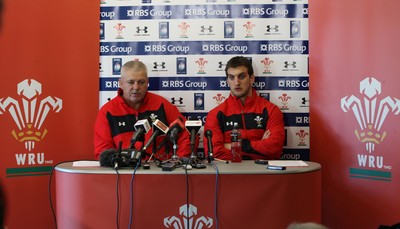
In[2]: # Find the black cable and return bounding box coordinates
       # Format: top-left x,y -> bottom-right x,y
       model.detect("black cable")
115,168 -> 120,229
184,161 -> 189,229
129,162 -> 140,229
48,163 -> 59,229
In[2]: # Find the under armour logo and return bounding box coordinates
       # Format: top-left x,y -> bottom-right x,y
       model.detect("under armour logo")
284,61 -> 297,68
153,62 -> 166,69
118,122 -> 126,126
171,97 -> 183,105
266,25 -> 279,32
200,25 -> 213,33
302,97 -> 309,105
136,26 -> 148,33
218,61 -> 226,69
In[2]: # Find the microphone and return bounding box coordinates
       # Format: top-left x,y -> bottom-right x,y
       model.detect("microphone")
111,152 -> 125,169
185,120 -> 202,147
203,130 -> 229,164
99,142 -> 132,169
142,119 -> 169,152
100,148 -> 129,169
136,119 -> 169,167
185,120 -> 202,159
130,117 -> 151,148
165,117 -> 186,161
154,117 -> 186,153
205,130 -> 214,163
142,119 -> 175,169
99,148 -> 118,167
168,117 -> 186,143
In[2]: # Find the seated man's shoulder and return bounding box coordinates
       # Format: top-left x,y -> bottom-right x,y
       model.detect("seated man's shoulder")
209,100 -> 229,114
99,96 -> 120,110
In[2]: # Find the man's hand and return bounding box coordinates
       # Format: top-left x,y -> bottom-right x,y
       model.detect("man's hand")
224,130 -> 269,150
262,130 -> 271,140
224,143 -> 231,150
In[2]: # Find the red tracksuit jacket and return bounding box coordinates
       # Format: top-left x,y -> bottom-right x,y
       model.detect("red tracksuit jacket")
94,89 -> 192,160
204,89 -> 285,160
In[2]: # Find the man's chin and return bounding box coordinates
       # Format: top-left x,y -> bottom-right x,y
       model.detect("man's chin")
129,96 -> 143,103
232,92 -> 244,98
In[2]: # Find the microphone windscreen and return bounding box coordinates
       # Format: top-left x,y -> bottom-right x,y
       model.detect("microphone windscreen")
99,148 -> 118,167
170,117 -> 185,129
185,120 -> 202,134
134,117 -> 151,133
168,118 -> 185,141
153,119 -> 169,134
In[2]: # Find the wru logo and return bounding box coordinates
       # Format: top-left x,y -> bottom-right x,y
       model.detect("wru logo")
0,79 -> 63,151
341,77 -> 400,153
164,204 -> 213,229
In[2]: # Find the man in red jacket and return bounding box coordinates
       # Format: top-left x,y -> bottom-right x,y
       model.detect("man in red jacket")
94,60 -> 192,161
204,56 -> 285,161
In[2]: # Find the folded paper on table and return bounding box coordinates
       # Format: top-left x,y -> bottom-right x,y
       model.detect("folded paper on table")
268,160 -> 308,167
73,161 -> 100,167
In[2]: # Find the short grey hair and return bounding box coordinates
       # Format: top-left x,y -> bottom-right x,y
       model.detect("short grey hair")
121,60 -> 148,76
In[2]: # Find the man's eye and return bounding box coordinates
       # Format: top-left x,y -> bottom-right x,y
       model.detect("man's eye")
238,74 -> 247,79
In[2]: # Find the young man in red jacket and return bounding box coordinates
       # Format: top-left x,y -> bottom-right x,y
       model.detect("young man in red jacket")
94,60 -> 192,161
204,56 -> 285,161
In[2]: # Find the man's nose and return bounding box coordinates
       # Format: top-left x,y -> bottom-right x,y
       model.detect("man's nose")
234,77 -> 240,85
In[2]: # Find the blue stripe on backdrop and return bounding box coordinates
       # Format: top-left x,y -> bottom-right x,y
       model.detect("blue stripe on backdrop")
100,4 -> 309,20
181,112 -> 309,128
100,76 -> 309,91
100,40 -> 309,55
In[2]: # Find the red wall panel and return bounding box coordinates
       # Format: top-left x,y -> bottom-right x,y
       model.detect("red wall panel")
0,1 -> 99,228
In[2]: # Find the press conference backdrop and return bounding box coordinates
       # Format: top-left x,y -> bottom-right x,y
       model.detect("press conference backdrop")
99,0 -> 309,159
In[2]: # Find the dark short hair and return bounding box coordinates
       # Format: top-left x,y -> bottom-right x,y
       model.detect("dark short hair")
225,56 -> 254,77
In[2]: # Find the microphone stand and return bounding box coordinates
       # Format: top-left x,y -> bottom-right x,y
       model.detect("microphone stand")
187,130 -> 207,169
142,139 -> 157,169
189,129 -> 198,163
171,139 -> 179,161
128,141 -> 135,151
127,138 -> 145,168
159,141 -> 181,171
207,150 -> 213,164
206,148 -> 229,164
206,131 -> 229,165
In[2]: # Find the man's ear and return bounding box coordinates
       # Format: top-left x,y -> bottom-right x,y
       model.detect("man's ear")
250,74 -> 255,83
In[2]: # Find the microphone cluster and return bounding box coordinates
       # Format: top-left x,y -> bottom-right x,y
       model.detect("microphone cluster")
99,117 -> 217,170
